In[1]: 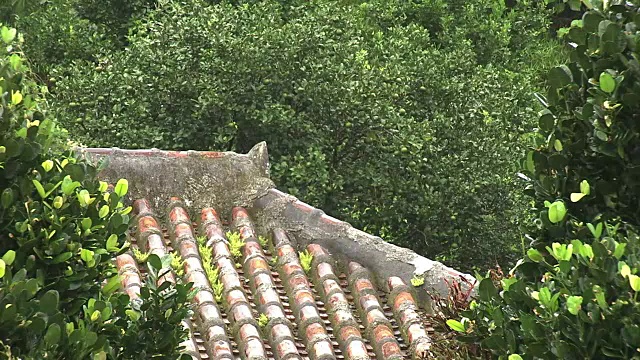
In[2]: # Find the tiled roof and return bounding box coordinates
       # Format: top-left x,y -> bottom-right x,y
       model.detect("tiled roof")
117,198 -> 437,360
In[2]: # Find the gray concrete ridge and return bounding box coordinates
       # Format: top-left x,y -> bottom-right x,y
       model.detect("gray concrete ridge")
79,142 -> 475,309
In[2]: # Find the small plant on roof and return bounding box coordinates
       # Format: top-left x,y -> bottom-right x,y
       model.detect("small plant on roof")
257,313 -> 269,329
170,251 -> 185,277
198,242 -> 212,261
226,231 -> 245,263
198,242 -> 220,286
205,265 -> 219,288
299,250 -> 313,274
196,235 -> 207,246
212,279 -> 224,303
133,247 -> 150,263
258,235 -> 269,248
411,274 -> 425,287
270,255 -> 279,266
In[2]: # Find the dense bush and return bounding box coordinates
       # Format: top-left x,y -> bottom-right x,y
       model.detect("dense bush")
36,0 -> 565,271
14,0 -> 114,77
453,1 -> 640,358
0,25 -> 192,359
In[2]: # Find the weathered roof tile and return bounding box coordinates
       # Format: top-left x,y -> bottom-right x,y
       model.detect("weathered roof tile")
117,199 -> 437,359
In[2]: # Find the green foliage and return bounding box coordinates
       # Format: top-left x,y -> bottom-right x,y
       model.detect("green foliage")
299,250 -> 313,274
197,238 -> 221,302
132,247 -> 149,263
73,0 -> 158,44
0,25 -> 192,359
257,313 -> 269,329
14,0 -> 114,77
411,274 -> 425,287
170,252 -> 185,278
212,279 -> 224,304
226,231 -> 244,262
43,0 -> 564,271
258,235 -> 269,248
111,254 -> 194,360
460,1 -> 640,358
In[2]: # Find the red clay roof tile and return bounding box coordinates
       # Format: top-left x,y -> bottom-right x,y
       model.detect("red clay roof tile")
119,199 -> 436,360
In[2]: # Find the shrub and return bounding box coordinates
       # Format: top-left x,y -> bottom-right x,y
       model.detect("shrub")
14,0 -> 115,77
0,25 -> 192,359
46,0 -> 562,271
456,1 -> 640,358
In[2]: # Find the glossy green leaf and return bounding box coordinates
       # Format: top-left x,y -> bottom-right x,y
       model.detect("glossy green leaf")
1,26 -> 17,44
600,72 -> 616,93
41,160 -> 54,172
479,278 -> 498,301
81,249 -> 94,263
446,319 -> 466,332
527,248 -> 544,262
40,290 -> 60,315
52,252 -> 73,264
148,254 -> 162,270
126,309 -> 141,321
77,190 -> 92,207
571,192 -> 586,202
61,175 -> 81,195
548,201 -> 567,223
106,234 -> 118,252
587,222 -> 603,239
81,218 -> 92,230
620,263 -> 631,278
554,139 -> 563,151
580,180 -> 590,195
629,275 -> 640,292
114,178 -> 129,197
2,250 -> 16,266
1,189 -> 13,209
32,179 -> 46,199
0,260 -> 5,279
102,275 -> 121,295
99,205 -> 110,219
44,324 -> 61,346
566,296 -> 583,315
613,242 -> 626,259
549,65 -> 573,88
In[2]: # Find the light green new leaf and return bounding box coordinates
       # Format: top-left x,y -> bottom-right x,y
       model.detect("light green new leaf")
629,274 -> 640,292
587,222 -> 603,239
620,263 -> 631,278
613,242 -> 626,259
527,248 -> 544,262
571,192 -> 586,202
567,295 -> 583,315
81,249 -> 94,263
115,179 -> 129,197
106,234 -> 118,252
580,180 -> 590,195
554,139 -> 563,151
81,218 -> 92,231
548,201 -> 567,223
2,250 -> 16,266
99,205 -> 110,219
41,160 -> 54,172
125,309 -> 141,321
599,72 -> 616,93
446,319 -> 466,332
32,180 -> 46,199
1,26 -> 17,44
